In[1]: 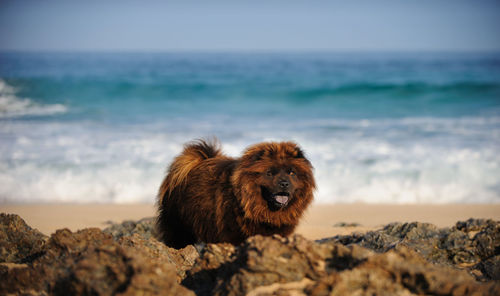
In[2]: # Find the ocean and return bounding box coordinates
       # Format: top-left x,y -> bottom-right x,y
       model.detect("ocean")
0,52 -> 499,204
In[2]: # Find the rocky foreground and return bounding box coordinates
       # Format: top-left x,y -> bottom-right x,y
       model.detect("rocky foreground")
1,213 -> 499,295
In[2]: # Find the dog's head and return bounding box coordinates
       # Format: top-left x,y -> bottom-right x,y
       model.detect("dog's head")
232,141 -> 315,226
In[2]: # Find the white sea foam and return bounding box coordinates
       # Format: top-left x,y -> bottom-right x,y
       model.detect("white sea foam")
0,115 -> 499,204
0,122 -> 173,203
0,80 -> 67,118
310,140 -> 499,204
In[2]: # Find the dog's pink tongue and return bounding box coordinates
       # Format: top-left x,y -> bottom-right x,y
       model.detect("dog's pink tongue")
275,195 -> 289,205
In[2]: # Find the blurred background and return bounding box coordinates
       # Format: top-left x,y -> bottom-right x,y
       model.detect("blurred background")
1,0 -> 499,204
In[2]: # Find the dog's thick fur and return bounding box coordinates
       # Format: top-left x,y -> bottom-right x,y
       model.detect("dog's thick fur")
156,139 -> 315,248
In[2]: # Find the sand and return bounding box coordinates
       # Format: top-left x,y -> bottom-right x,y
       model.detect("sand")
1,203 -> 499,240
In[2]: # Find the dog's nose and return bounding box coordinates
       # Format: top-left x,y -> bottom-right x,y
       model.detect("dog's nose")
279,180 -> 289,189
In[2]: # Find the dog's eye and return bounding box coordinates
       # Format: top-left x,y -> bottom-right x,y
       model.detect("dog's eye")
289,171 -> 295,176
266,170 -> 273,176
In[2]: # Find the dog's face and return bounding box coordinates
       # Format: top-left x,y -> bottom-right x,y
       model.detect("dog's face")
232,141 -> 315,225
259,165 -> 299,211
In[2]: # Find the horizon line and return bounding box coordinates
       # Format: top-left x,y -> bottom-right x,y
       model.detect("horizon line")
2,48 -> 500,55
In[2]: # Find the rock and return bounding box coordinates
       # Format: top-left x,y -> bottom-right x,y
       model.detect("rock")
475,255 -> 500,281
333,222 -> 361,227
383,222 -> 440,239
0,262 -> 43,295
103,217 -> 156,240
43,229 -> 135,295
105,217 -> 201,280
184,234 -> 332,295
322,219 -> 500,281
0,213 -> 47,263
212,235 -> 332,295
189,234 -> 500,296
307,246 -> 499,296
471,221 -> 499,260
456,218 -> 496,232
119,233 -> 199,282
186,235 -> 498,296
0,221 -> 194,296
182,242 -> 236,295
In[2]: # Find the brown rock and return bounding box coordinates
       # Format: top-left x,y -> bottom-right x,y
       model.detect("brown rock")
119,233 -> 199,282
475,254 -> 500,281
2,214 -> 499,296
182,242 -> 237,295
307,246 -> 499,296
0,213 -> 47,263
1,227 -> 194,295
323,219 -> 500,281
212,235 -> 333,296
0,262 -> 41,294
103,217 -> 156,240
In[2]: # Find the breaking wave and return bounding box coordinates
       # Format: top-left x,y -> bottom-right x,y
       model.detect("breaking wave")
0,80 -> 67,118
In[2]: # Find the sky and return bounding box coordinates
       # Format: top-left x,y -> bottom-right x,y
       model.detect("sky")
0,0 -> 499,52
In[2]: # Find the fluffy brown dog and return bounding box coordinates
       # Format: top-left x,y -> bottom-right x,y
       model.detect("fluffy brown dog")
156,139 -> 315,248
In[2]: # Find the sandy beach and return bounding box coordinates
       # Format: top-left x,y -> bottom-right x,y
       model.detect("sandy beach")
2,203 -> 499,239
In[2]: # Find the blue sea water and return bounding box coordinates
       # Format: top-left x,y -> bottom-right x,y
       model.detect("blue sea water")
0,52 -> 499,204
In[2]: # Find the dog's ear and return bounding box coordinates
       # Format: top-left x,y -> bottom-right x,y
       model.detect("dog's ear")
250,150 -> 265,162
294,147 -> 305,159
294,147 -> 313,167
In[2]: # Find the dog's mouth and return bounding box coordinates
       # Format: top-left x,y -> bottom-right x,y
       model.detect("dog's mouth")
262,187 -> 291,210
272,192 -> 290,206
